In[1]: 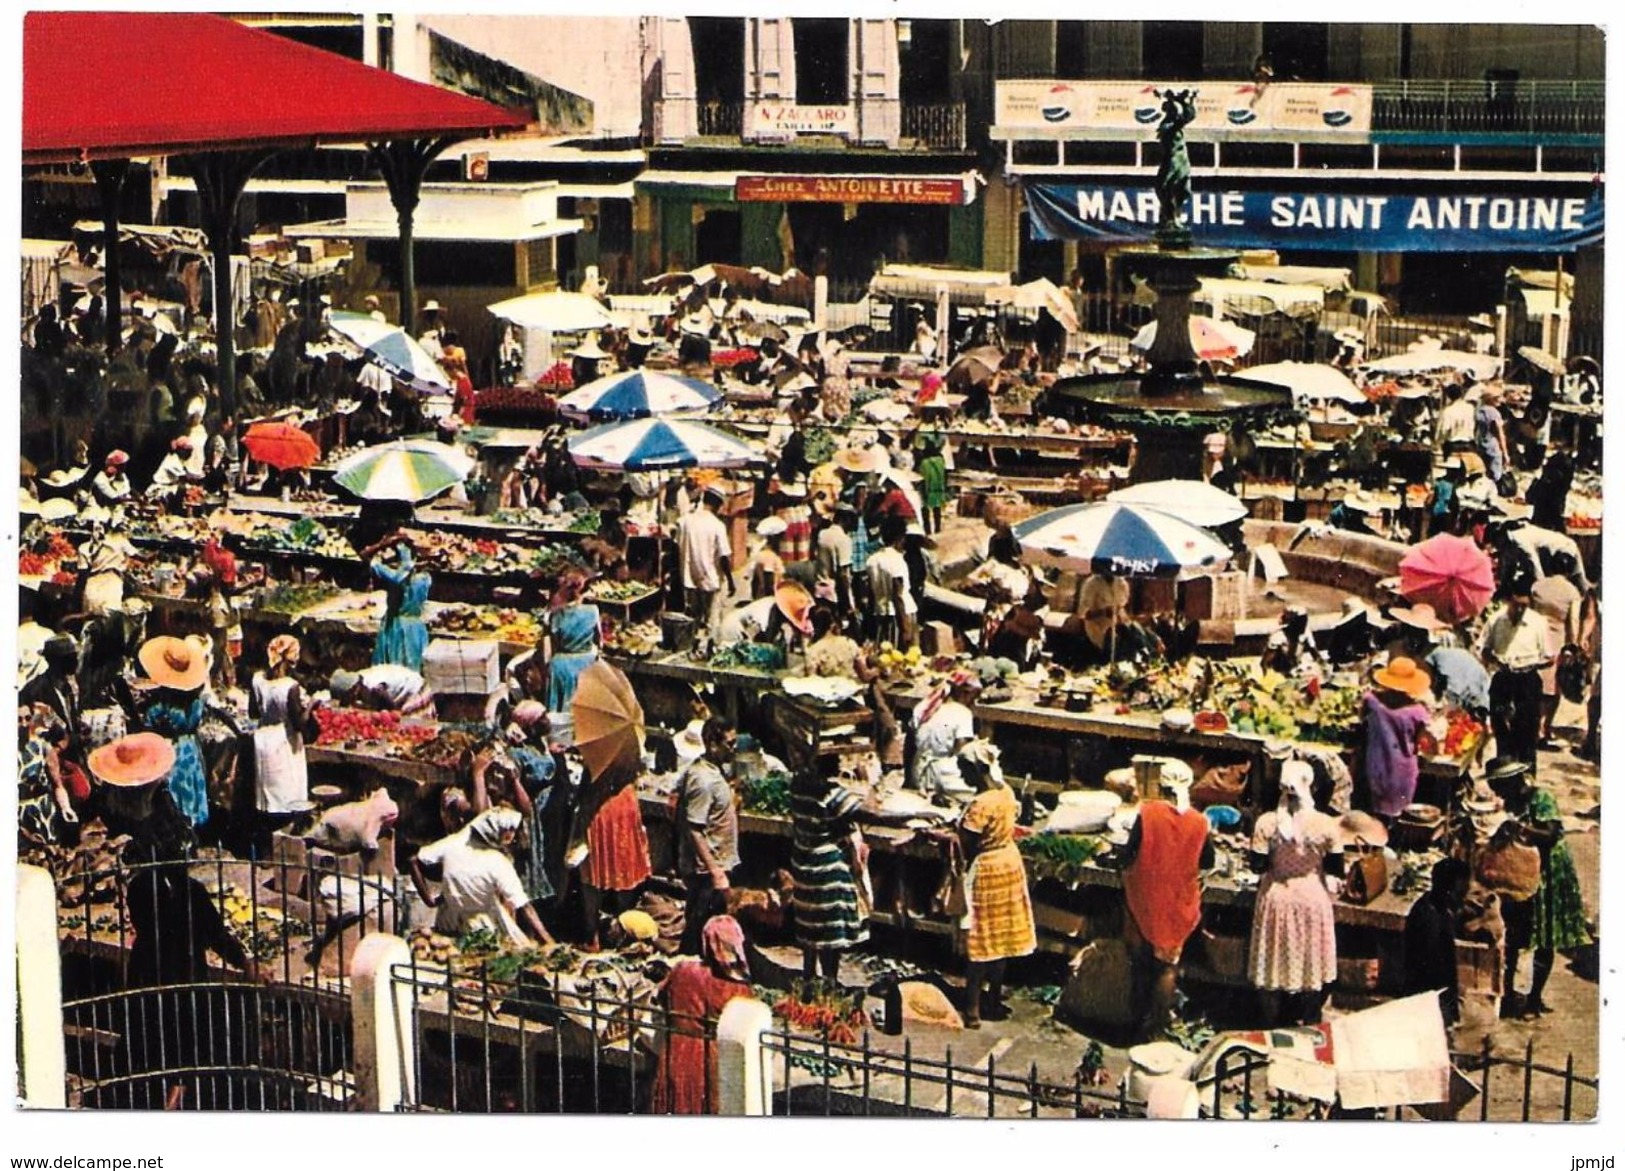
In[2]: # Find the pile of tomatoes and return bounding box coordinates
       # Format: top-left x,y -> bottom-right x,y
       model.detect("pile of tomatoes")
772,993 -> 869,1046
313,706 -> 437,749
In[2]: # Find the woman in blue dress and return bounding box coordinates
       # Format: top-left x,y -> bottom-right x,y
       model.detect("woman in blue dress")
545,571 -> 602,713
368,535 -> 431,671
136,637 -> 213,828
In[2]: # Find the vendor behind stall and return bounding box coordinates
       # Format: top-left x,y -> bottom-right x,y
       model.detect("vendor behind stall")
329,665 -> 436,716
910,672 -> 980,801
411,807 -> 555,947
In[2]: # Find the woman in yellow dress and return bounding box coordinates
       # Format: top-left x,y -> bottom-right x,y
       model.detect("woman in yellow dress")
956,740 -> 1035,1026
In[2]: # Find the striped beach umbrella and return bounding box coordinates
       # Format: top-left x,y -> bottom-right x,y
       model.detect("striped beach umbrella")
567,418 -> 760,471
328,311 -> 450,391
1106,479 -> 1248,529
332,439 -> 475,503
1013,501 -> 1232,576
557,370 -> 722,422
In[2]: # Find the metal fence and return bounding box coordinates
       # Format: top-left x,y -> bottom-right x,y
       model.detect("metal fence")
52,852 -> 406,1111
1370,80 -> 1607,137
387,956 -> 711,1114
901,103 -> 968,151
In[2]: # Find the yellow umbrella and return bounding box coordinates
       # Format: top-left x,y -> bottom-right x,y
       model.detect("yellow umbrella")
571,660 -> 646,785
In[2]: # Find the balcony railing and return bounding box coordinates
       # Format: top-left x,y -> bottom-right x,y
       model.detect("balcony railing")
901,103 -> 967,151
695,101 -> 744,139
1370,80 -> 1606,136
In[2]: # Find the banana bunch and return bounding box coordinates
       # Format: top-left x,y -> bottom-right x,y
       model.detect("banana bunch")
876,642 -> 923,678
219,886 -> 284,927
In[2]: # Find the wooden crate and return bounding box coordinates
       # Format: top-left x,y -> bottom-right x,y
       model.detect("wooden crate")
1181,572 -> 1245,622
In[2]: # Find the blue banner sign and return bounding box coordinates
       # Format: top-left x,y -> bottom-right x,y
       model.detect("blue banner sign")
1025,182 -> 1603,252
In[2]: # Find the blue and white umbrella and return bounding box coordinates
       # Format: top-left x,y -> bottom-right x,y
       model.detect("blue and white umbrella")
328,310 -> 450,392
557,370 -> 722,422
1106,479 -> 1249,529
567,418 -> 760,471
1012,501 -> 1231,576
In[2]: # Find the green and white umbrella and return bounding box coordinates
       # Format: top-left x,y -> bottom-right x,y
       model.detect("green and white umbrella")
332,439 -> 475,503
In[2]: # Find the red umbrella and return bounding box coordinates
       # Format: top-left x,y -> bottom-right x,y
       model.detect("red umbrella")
1398,534 -> 1496,624
241,421 -> 321,471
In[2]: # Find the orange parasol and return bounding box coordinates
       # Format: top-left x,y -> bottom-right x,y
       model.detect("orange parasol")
242,420 -> 321,471
571,660 -> 646,785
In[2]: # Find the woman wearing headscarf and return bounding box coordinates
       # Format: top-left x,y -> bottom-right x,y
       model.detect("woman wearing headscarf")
501,701 -> 562,908
544,571 -> 602,714
411,806 -> 554,947
1247,761 -> 1343,1027
136,636 -> 214,828
652,915 -> 753,1115
250,635 -> 309,831
956,740 -> 1036,1027
365,534 -> 431,672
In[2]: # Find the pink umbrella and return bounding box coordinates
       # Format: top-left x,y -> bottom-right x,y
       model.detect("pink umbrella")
1398,534 -> 1496,624
1131,317 -> 1256,362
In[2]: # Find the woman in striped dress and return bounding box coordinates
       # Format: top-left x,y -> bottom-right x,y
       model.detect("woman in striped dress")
957,740 -> 1036,1027
789,766 -> 870,982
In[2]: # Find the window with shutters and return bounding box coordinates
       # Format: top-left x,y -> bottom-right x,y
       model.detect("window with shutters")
794,18 -> 850,104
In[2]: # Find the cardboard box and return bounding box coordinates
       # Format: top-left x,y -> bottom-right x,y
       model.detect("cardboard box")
1181,571 -> 1246,622
919,620 -> 960,657
423,638 -> 500,694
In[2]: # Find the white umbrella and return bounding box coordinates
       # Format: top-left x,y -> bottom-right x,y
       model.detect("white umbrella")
1012,501 -> 1231,576
1106,480 -> 1248,528
557,370 -> 721,422
567,418 -> 761,471
486,291 -> 615,334
1131,317 -> 1256,361
985,277 -> 1079,333
1359,350 -> 1501,380
328,311 -> 450,391
1240,361 -> 1366,405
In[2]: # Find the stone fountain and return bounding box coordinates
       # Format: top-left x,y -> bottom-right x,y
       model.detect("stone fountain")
1048,88 -> 1299,483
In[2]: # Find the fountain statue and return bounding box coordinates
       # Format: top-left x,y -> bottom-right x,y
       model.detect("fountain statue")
1154,88 -> 1198,249
1047,87 -> 1299,482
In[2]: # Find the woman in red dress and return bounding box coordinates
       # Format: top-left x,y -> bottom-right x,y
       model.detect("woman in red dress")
580,779 -> 652,948
651,915 -> 751,1114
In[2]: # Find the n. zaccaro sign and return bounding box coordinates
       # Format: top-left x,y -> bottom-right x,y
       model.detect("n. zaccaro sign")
748,103 -> 854,136
1024,181 -> 1604,253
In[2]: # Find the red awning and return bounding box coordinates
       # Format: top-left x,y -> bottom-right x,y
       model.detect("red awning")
24,12 -> 530,164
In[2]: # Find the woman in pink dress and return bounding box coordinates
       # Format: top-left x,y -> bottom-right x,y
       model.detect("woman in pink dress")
1247,764 -> 1343,1027
651,915 -> 752,1114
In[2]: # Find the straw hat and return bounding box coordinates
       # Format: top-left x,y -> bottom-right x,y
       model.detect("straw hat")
88,732 -> 176,789
1372,656 -> 1431,698
138,636 -> 211,691
777,478 -> 808,499
628,327 -> 656,347
1338,810 -> 1390,850
570,339 -> 610,361
835,446 -> 883,474
1388,602 -> 1445,633
616,910 -> 660,942
774,580 -> 815,636
1484,756 -> 1532,787
1342,489 -> 1379,513
422,300 -> 442,313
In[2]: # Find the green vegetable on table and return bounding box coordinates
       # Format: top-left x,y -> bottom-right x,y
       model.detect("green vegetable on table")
741,770 -> 793,817
1017,833 -> 1108,886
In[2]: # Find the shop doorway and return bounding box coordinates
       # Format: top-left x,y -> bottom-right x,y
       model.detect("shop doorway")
694,208 -> 743,267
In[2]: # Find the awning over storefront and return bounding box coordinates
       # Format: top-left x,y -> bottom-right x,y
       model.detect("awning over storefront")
284,182 -> 584,243
869,264 -> 1014,306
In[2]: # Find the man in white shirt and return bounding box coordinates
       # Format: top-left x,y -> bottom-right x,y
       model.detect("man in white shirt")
867,517 -> 917,649
1479,579 -> 1551,775
412,808 -> 553,946
676,487 -> 734,638
329,665 -> 436,715
1434,381 -> 1478,455
816,504 -> 856,616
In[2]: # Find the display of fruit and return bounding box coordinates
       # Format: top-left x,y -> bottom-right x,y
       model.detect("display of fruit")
480,385 -> 560,414
257,582 -> 343,615
312,706 -> 438,751
587,579 -> 654,603
606,621 -> 661,657
535,363 -> 575,392
875,642 -> 924,678
772,982 -> 868,1045
710,347 -> 760,370
1440,709 -> 1484,758
244,515 -> 353,557
19,531 -> 79,577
